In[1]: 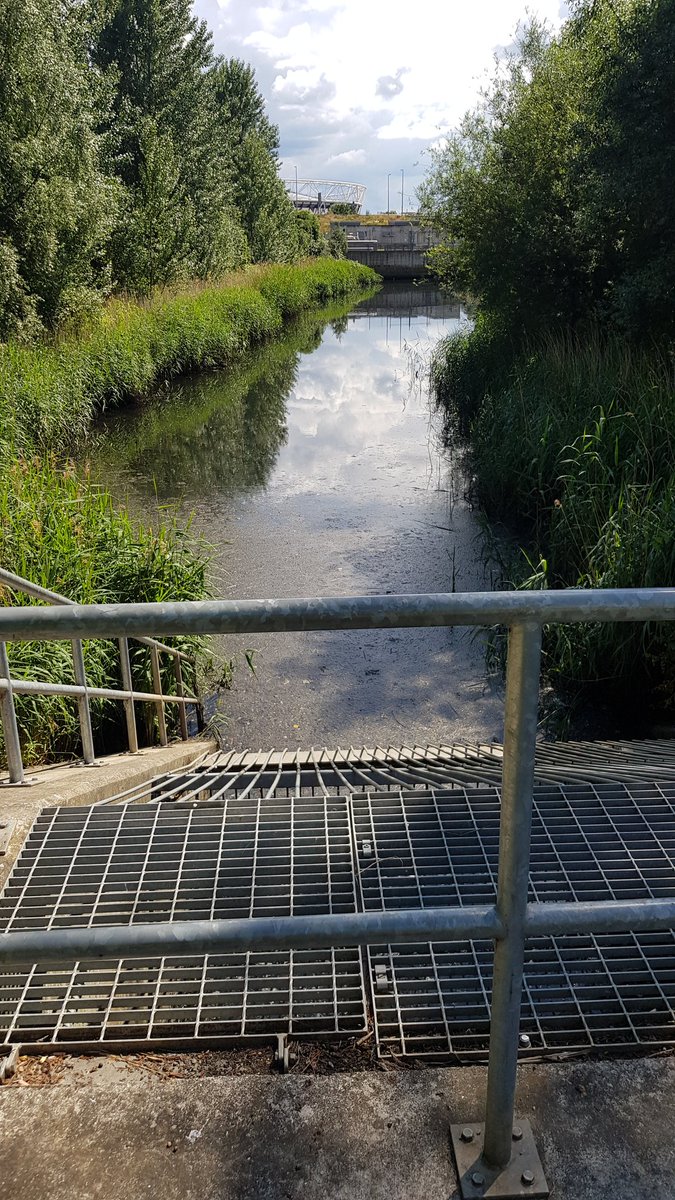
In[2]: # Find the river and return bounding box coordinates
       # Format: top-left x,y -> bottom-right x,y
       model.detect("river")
86,282 -> 503,751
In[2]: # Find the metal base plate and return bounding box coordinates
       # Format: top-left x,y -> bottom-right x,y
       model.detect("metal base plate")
450,1119 -> 549,1199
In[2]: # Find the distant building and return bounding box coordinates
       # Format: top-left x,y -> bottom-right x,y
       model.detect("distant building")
282,179 -> 366,214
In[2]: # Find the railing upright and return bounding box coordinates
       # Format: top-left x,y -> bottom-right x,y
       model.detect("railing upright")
118,637 -> 138,753
484,622 -> 541,1162
71,639 -> 96,765
0,641 -> 24,785
174,655 -> 189,741
150,646 -> 168,747
450,620 -> 547,1194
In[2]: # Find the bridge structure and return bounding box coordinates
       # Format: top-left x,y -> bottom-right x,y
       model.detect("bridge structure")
283,178 -> 366,213
2,580 -> 675,1198
336,218 -> 441,278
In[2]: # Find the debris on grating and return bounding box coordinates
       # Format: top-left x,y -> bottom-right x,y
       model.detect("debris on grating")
2,1037 -> 379,1086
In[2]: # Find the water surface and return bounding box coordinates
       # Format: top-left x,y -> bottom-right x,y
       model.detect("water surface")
88,284 -> 503,750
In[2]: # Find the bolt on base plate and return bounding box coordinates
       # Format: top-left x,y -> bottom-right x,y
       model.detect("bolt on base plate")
450,1119 -> 549,1199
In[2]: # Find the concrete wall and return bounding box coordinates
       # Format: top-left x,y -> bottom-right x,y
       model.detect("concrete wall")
335,220 -> 439,251
337,219 -> 439,278
345,246 -> 430,279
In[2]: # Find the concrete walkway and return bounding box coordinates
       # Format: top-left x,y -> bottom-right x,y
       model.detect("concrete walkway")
1,1058 -> 673,1199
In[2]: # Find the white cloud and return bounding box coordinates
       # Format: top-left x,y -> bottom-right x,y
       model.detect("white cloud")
327,149 -> 367,167
195,0 -> 566,210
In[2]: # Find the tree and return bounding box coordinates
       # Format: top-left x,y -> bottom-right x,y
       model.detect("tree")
326,226 -> 348,259
91,0 -> 238,290
0,0 -> 116,336
112,117 -> 195,292
419,19 -> 590,332
574,0 -> 675,338
212,58 -> 279,159
213,58 -> 297,263
294,211 -> 323,257
234,133 -> 298,263
419,0 -> 675,341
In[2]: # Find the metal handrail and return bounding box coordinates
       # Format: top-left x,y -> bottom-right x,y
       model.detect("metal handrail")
0,568 -> 194,660
0,568 -> 199,776
1,586 -> 674,1198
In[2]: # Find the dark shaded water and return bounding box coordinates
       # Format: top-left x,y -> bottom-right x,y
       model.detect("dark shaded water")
86,284 -> 503,750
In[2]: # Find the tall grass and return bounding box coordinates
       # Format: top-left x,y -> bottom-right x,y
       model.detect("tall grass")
0,456 -> 209,767
0,259 -> 378,456
432,326 -> 675,712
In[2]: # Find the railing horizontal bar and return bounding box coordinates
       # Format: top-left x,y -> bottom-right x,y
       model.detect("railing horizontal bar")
2,679 -> 196,705
526,897 -> 675,936
2,896 -> 675,968
0,567 -> 193,660
0,588 -> 674,643
0,906 -> 503,966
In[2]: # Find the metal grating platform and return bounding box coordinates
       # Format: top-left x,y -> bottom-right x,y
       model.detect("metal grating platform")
3,752 -> 675,1061
0,797 -> 366,1049
352,784 -> 675,1060
100,740 -> 675,810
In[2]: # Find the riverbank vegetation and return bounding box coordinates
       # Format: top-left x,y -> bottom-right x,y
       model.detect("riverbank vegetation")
0,457 -> 208,765
0,260 -> 378,457
423,0 -> 675,720
1,0 -> 307,338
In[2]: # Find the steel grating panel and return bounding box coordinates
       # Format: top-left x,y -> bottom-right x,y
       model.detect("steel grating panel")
103,739 -> 675,811
351,784 -> 675,1060
84,740 -> 675,813
0,797 -> 367,1049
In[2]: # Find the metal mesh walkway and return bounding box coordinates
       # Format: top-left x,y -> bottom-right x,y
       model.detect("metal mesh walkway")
0,797 -> 366,1049
352,782 -> 675,1060
1,741 -> 675,1059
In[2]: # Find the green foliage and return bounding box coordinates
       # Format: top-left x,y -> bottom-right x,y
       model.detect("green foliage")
0,455 -> 208,766
234,134 -> 298,263
326,226 -> 348,259
420,0 -> 675,339
212,57 -> 279,159
0,261 -> 379,455
294,211 -> 324,257
433,328 -> 675,706
0,2 -> 307,327
328,203 -> 359,215
426,1 -> 675,716
0,0 -> 117,337
212,58 -> 297,264
112,117 -> 195,292
92,0 -> 240,290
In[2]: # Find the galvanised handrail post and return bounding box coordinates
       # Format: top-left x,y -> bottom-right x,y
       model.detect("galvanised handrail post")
174,654 -> 189,741
118,637 -> 138,753
150,646 -> 168,747
71,639 -> 96,765
0,568 -> 200,765
0,641 -> 25,784
483,621 -> 541,1167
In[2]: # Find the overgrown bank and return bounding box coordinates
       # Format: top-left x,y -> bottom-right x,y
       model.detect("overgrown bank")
0,260 -> 379,457
0,260 -> 378,767
432,326 -> 675,720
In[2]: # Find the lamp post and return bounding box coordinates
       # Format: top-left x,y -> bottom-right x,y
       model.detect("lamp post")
387,172 -> 391,213
294,165 -> 298,206
400,168 -> 404,216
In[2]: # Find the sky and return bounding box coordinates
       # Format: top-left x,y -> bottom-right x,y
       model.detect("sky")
194,0 -> 569,213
